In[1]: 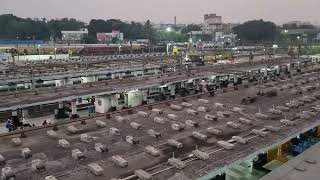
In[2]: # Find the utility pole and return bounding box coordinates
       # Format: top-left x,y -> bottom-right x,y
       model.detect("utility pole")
16,36 -> 20,61
179,53 -> 183,75
12,55 -> 16,77
54,40 -> 57,60
54,47 -> 57,60
161,57 -> 164,75
30,65 -> 34,89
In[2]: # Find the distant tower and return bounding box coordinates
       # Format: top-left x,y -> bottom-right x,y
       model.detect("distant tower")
174,16 -> 177,28
204,13 -> 222,32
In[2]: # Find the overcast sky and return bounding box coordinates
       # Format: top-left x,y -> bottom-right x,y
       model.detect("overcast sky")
1,0 -> 319,25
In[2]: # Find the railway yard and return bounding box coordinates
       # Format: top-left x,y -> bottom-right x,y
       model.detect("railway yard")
0,51 -> 320,180
2,2 -> 320,178
0,55 -> 295,110
1,64 -> 320,180
0,53 -> 178,83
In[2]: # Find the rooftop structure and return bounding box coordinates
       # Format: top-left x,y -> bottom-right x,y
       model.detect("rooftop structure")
204,14 -> 223,32
96,31 -> 124,43
61,29 -> 88,44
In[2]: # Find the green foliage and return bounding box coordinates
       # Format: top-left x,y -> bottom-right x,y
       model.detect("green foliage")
283,23 -> 316,30
88,19 -> 157,42
181,24 -> 202,34
111,37 -> 119,44
156,31 -> 188,42
47,18 -> 85,39
0,14 -> 84,40
0,14 -> 50,40
81,34 -> 96,44
233,20 -> 279,42
87,19 -> 113,38
0,14 -> 192,43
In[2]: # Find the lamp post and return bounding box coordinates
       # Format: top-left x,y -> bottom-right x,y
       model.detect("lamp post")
37,45 -> 41,60
297,36 -> 301,58
16,37 -> 20,61
54,48 -> 57,60
118,45 -> 121,55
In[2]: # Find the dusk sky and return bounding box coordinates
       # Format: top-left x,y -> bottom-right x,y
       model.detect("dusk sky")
1,0 -> 319,25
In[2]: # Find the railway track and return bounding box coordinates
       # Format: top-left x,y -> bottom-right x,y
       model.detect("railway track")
1,66 -> 318,138
4,67 -> 320,180
0,57 -> 300,108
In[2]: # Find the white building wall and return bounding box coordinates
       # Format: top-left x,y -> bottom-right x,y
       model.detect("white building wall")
13,54 -> 69,61
81,76 -> 96,83
95,95 -> 118,114
127,90 -> 143,107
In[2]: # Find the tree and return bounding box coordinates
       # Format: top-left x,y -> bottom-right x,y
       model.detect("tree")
0,14 -> 180,43
299,24 -> 316,29
111,37 -> 119,44
181,24 -> 202,34
233,20 -> 279,42
87,19 -> 158,42
156,31 -> 188,42
47,18 -> 85,40
0,14 -> 50,40
0,14 -> 85,40
283,23 -> 316,30
283,23 -> 298,30
142,20 -> 157,42
81,34 -> 96,44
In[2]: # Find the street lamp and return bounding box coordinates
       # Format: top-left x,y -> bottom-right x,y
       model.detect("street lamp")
37,45 -> 41,60
166,27 -> 172,32
297,36 -> 301,58
118,45 -> 122,54
16,37 -> 20,61
54,48 -> 57,60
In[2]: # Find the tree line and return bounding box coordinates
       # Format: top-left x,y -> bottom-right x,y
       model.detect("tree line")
1,14 -> 317,44
233,19 -> 319,44
0,14 -> 203,43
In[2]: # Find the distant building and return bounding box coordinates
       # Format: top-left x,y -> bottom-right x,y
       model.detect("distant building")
133,39 -> 150,45
96,31 -> 124,43
61,28 -> 88,44
281,29 -> 318,43
215,32 -> 237,47
154,23 -> 187,31
204,13 -> 223,32
285,21 -> 313,27
317,33 -> 320,40
189,31 -> 214,43
221,23 -> 238,33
